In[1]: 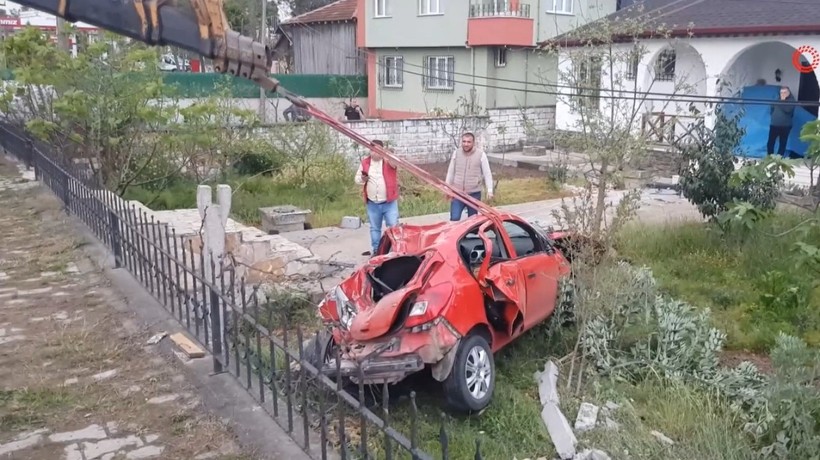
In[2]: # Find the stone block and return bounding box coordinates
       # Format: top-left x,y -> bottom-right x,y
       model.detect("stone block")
259,205 -> 311,234
340,216 -> 362,229
523,145 -> 547,156
574,402 -> 600,433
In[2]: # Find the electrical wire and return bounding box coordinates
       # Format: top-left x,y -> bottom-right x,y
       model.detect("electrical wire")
288,21 -> 820,109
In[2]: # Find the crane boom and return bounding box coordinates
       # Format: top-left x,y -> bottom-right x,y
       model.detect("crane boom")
9,0 -> 502,225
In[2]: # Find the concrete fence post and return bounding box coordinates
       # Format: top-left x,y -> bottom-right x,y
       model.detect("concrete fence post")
196,184 -> 232,353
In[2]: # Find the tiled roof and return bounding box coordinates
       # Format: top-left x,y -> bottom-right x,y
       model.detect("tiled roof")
283,0 -> 357,24
545,0 -> 820,46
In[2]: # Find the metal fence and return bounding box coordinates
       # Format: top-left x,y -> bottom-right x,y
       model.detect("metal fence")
0,122 -> 487,460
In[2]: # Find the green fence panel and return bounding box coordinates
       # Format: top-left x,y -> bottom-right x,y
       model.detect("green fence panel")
162,73 -> 368,98
0,69 -> 366,97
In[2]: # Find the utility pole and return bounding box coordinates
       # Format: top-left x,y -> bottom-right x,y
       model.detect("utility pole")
258,0 -> 268,123
56,17 -> 70,53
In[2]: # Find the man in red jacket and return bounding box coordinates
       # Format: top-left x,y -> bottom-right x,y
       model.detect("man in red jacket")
355,140 -> 400,256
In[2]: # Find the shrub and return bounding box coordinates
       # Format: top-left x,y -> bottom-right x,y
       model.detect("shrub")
575,262 -> 820,458
677,112 -> 784,221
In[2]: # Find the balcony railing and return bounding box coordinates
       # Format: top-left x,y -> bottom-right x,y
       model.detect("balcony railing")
469,1 -> 531,18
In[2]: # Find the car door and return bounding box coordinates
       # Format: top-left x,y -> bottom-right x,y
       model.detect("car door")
500,220 -> 562,330
476,222 -> 527,337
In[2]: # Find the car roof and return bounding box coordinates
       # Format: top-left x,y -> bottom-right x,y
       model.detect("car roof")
389,212 -> 529,249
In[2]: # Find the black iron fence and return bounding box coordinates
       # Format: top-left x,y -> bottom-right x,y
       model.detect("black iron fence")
0,122 -> 486,460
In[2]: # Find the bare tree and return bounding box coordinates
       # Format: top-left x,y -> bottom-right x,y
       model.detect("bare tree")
539,7 -> 700,239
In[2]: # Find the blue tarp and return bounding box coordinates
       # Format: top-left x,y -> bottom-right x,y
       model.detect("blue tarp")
722,84 -> 816,158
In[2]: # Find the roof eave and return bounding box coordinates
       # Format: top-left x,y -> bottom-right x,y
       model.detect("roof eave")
280,18 -> 356,26
540,24 -> 820,49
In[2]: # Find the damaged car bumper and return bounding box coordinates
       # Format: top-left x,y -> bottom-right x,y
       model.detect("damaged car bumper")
324,318 -> 461,385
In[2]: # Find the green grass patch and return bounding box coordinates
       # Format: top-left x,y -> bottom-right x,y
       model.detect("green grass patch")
124,168 -> 567,229
0,388 -> 78,432
616,211 -> 820,351
584,378 -> 756,460
366,324 -> 575,459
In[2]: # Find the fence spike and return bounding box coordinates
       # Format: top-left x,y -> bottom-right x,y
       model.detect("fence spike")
439,412 -> 449,460
474,438 -> 482,460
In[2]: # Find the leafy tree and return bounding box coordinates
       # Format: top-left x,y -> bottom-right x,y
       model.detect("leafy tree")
0,28 -> 185,194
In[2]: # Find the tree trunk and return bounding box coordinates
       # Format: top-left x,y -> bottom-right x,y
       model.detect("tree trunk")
592,157 -> 609,237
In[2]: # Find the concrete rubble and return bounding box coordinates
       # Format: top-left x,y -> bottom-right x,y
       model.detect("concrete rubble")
534,360 -> 577,459
533,361 -> 617,460
574,403 -> 600,433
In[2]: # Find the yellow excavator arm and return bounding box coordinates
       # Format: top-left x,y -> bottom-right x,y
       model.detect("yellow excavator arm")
16,0 -> 286,95
9,0 -> 504,223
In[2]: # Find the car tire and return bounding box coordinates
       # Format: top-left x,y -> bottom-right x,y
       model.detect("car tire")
443,334 -> 495,413
304,329 -> 334,372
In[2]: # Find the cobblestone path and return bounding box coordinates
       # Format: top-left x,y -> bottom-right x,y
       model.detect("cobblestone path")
0,158 -> 254,459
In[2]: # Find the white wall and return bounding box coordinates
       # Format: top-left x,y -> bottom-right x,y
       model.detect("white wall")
555,34 -> 820,133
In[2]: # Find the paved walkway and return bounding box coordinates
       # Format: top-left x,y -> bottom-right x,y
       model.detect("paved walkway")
283,187 -> 700,275
0,160 -> 272,460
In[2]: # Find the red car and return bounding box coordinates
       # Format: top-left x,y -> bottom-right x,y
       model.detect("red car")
308,212 -> 575,412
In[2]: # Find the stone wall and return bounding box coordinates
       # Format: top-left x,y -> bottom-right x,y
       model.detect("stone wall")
259,105 -> 557,164
487,106 -> 556,152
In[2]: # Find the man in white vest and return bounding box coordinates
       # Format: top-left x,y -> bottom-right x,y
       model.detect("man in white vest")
444,132 -> 494,221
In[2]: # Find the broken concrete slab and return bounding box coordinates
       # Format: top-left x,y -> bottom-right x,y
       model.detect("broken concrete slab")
574,402 -> 600,433
534,360 -> 560,406
541,403 -> 577,460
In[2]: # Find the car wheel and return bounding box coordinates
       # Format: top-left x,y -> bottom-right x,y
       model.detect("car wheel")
443,334 -> 495,413
303,329 -> 334,372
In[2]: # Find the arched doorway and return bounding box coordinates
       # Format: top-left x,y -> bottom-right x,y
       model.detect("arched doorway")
641,43 -> 707,145
719,41 -> 820,158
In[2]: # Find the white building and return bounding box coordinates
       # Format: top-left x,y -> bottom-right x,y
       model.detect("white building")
548,0 -> 820,170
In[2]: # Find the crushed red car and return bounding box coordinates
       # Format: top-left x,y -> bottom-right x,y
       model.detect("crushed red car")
307,211 -> 577,412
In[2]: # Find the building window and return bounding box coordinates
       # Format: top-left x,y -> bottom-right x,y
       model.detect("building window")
380,56 -> 404,88
419,0 -> 442,15
547,0 -> 573,14
654,49 -> 676,82
575,57 -> 601,110
626,47 -> 639,80
495,47 -> 507,67
374,0 -> 390,17
424,55 -> 455,90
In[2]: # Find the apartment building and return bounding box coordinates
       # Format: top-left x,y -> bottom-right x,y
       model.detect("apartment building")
356,0 -> 618,118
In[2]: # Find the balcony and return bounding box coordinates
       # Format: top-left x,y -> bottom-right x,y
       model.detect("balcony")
469,1 -> 531,18
467,1 -> 534,47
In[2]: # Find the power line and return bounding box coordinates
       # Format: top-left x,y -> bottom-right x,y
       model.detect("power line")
289,21 -> 820,109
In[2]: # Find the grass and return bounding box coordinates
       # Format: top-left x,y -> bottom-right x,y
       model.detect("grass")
124,164 -> 568,229
0,388 -> 78,432
616,210 -> 820,351
583,379 -> 756,460
344,322 -> 759,460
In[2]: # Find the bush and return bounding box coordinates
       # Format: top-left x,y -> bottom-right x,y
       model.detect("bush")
677,112 -> 784,221
576,261 -> 820,459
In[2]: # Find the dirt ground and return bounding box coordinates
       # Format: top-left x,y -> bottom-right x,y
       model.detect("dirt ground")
0,158 -> 256,459
417,161 -> 545,180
